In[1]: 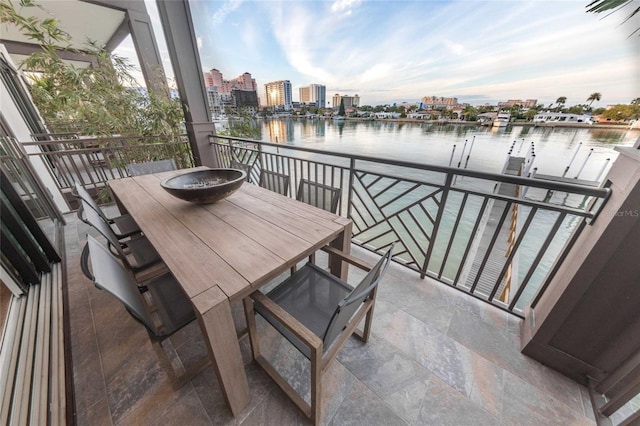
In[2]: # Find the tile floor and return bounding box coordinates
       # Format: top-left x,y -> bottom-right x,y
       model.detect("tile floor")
64,208 -> 596,426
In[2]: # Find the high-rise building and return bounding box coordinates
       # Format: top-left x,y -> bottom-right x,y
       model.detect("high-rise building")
203,69 -> 257,94
299,84 -> 326,108
332,93 -> 359,109
234,72 -> 257,92
309,84 -> 326,108
299,87 -> 311,103
202,69 -> 259,116
264,80 -> 292,110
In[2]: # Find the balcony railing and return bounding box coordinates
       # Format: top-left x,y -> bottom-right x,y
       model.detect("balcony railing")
210,136 -> 611,317
24,133 -> 610,317
22,134 -> 194,198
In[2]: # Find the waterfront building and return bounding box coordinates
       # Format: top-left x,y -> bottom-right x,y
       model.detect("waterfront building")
234,72 -> 258,92
309,84 -> 326,109
420,96 -> 458,109
265,80 -> 293,110
498,99 -> 538,109
332,93 -> 360,109
299,86 -> 310,104
203,69 -> 257,93
203,69 -> 259,116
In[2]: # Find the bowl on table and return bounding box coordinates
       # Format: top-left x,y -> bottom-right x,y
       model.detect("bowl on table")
160,168 -> 246,204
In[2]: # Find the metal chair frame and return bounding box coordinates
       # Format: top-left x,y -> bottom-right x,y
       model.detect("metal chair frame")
80,198 -> 164,278
81,235 -> 209,388
259,170 -> 290,196
244,244 -> 394,424
296,179 -> 341,214
127,159 -> 177,177
74,182 -> 141,239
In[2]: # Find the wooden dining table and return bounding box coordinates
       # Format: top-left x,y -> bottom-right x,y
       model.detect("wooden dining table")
108,167 -> 352,416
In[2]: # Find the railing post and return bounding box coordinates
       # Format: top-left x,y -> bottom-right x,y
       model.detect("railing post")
346,158 -> 355,220
420,172 -> 453,279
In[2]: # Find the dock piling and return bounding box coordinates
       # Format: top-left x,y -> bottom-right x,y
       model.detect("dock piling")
562,142 -> 582,177
574,148 -> 594,179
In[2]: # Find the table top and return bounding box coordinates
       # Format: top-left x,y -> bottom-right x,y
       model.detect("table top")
108,167 -> 350,309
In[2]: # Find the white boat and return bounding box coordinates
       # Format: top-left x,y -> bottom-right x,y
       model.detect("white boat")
492,111 -> 510,127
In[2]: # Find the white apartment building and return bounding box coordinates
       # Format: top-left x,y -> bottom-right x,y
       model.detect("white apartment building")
299,84 -> 326,108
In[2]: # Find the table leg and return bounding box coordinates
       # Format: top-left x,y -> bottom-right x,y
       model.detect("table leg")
329,219 -> 352,281
193,286 -> 250,416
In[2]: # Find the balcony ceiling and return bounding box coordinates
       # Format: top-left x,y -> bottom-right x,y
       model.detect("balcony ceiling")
1,0 -> 126,67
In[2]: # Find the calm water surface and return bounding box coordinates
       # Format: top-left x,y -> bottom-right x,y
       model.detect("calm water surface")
258,119 -> 638,180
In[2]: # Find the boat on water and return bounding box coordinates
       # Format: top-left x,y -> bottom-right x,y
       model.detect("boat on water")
332,115 -> 346,120
532,112 -> 594,125
492,111 -> 511,127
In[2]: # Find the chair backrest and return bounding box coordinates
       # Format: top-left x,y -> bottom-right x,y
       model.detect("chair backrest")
296,179 -> 341,213
231,160 -> 252,182
80,198 -> 128,261
84,235 -> 158,335
127,159 -> 177,177
259,170 -> 290,196
74,182 -> 110,223
322,243 -> 394,347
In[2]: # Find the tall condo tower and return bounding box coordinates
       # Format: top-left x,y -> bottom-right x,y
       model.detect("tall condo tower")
309,84 -> 326,108
265,80 -> 292,110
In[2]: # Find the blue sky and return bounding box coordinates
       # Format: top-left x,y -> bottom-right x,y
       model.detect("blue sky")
119,0 -> 639,107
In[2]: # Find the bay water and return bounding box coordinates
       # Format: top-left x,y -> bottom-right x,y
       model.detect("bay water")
259,119 -> 638,180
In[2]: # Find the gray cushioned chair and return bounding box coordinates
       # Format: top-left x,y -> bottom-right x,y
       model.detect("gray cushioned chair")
127,159 -> 177,177
80,198 -> 164,279
296,179 -> 341,214
231,159 -> 253,182
259,170 -> 290,196
244,244 -> 394,425
74,182 -> 141,239
81,235 -> 209,388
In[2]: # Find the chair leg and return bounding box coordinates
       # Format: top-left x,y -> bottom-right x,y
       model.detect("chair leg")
360,300 -> 376,343
243,297 -> 261,360
310,347 -> 322,425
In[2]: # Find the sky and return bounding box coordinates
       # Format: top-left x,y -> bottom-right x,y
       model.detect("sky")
117,0 -> 640,108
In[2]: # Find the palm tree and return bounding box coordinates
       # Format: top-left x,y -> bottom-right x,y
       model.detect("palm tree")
586,1 -> 639,37
555,96 -> 567,112
587,92 -> 602,106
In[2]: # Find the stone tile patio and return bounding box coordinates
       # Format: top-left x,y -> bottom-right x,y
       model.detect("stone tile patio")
64,208 -> 596,425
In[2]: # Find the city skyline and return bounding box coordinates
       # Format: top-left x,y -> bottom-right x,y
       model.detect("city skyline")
116,0 -> 640,108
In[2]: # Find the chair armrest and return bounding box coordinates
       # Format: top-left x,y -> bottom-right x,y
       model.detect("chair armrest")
321,246 -> 372,272
250,292 -> 322,350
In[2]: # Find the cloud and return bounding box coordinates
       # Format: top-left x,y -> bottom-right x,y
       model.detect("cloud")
212,0 -> 244,24
443,40 -> 464,55
331,0 -> 363,13
196,37 -> 202,50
